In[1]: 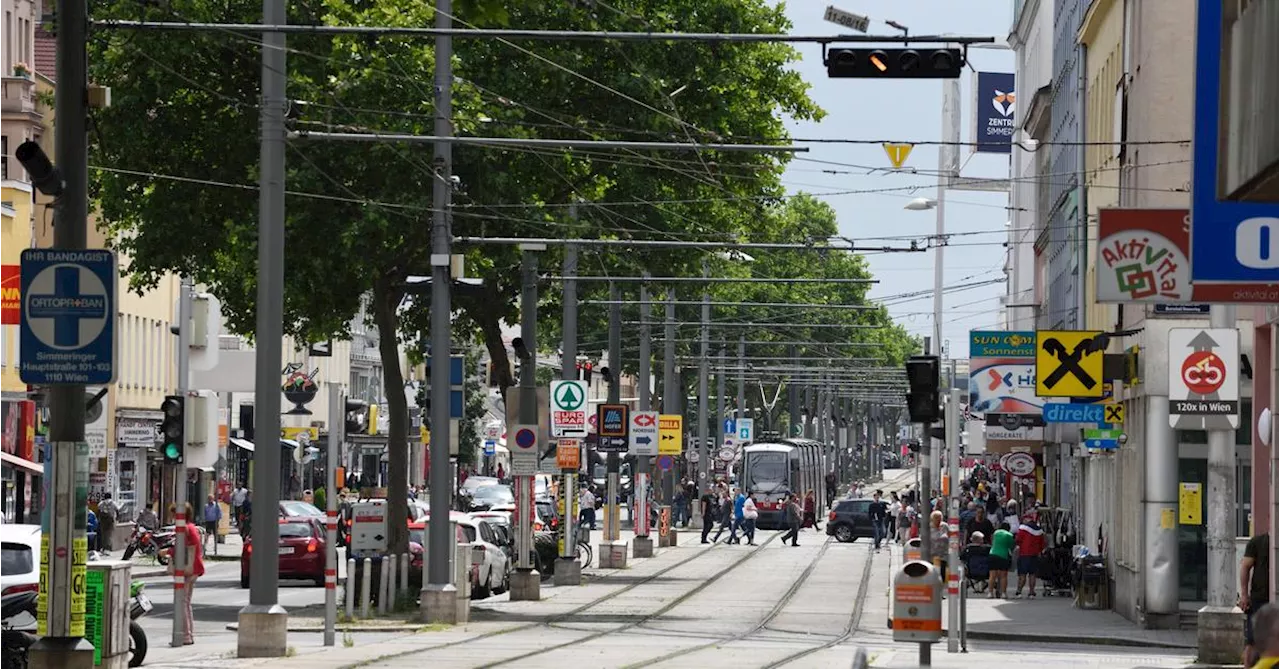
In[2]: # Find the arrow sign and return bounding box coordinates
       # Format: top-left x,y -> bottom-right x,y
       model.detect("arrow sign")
631,410 -> 660,455
636,436 -> 652,445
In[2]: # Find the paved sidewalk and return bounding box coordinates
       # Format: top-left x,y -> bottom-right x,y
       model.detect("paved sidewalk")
130,528 -> 246,578
873,539 -> 1196,650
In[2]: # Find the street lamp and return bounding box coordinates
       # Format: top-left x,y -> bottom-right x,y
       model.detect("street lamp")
904,197 -> 937,211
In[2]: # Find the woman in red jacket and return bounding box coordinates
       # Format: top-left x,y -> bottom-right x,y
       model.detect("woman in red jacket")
1014,511 -> 1046,598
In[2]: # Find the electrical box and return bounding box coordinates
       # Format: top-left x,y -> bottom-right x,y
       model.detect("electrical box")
892,560 -> 942,642
349,500 -> 389,556
86,560 -> 133,668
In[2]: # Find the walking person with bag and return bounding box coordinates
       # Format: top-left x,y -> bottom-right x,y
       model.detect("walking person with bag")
780,494 -> 802,547
742,495 -> 759,545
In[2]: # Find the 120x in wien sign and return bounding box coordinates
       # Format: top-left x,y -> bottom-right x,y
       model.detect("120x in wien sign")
1168,328 -> 1239,429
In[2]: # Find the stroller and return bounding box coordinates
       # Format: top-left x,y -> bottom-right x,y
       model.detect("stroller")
961,543 -> 991,593
1037,543 -> 1074,596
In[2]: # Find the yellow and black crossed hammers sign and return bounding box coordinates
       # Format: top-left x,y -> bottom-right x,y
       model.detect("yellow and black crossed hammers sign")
1036,330 -> 1106,398
1103,404 -> 1125,425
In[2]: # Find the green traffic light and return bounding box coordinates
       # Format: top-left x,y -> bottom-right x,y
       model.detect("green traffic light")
164,442 -> 181,460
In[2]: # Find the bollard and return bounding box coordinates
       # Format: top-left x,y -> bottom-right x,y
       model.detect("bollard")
360,557 -> 373,619
959,564 -> 968,652
387,553 -> 399,604
345,557 -> 357,620
401,552 -> 410,595
378,556 -> 390,615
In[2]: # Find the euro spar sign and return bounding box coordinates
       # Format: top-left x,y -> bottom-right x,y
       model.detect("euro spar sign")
550,380 -> 588,437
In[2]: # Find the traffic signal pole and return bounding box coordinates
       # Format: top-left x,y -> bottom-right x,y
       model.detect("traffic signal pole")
27,0 -> 91,664
172,277 -> 191,649
554,241 -> 581,586
510,247 -> 542,600
634,278 -> 654,558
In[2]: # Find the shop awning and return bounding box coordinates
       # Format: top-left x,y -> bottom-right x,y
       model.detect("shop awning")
1,451 -> 44,476
229,437 -> 254,452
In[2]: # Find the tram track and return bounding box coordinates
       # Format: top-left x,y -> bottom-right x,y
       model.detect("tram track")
619,537 -> 838,668
347,533 -> 757,668
470,531 -> 785,668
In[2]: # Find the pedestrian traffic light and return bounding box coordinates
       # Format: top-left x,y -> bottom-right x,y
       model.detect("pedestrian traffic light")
904,355 -> 941,423
826,47 -> 964,79
160,395 -> 184,463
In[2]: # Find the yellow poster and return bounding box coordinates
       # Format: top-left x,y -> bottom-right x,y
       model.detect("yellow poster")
1179,482 -> 1203,525
658,415 -> 683,455
1161,508 -> 1176,530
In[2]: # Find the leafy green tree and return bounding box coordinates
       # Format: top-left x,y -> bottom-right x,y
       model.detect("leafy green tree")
88,0 -> 821,553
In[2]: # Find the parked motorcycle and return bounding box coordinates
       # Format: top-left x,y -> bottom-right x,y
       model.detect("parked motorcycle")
1,590 -> 38,669
121,525 -> 174,565
126,581 -> 150,667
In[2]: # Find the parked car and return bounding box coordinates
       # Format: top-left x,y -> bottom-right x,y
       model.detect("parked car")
241,518 -> 326,588
826,498 -> 877,544
410,513 -> 509,598
1,524 -> 41,596
279,500 -> 325,519
467,485 -> 514,512
483,504 -> 549,532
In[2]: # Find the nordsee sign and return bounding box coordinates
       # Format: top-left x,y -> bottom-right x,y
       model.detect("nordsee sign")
1042,403 -> 1105,424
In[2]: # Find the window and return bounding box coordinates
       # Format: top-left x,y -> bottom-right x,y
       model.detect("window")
1,542 -> 34,575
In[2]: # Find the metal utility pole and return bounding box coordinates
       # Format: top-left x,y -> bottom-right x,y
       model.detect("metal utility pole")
606,282 -> 623,542
788,346 -> 799,436
324,386 -> 342,646
27,0 -> 92,662
737,336 -> 746,421
172,277 -> 191,649
931,80 -> 957,387
663,294 -> 678,505
511,247 -> 542,599
946,389 -> 961,653
697,281 -> 711,496
554,240 -> 581,586
237,0 -> 289,654
421,0 -> 458,624
1205,305 -> 1238,611
716,349 -> 727,452
634,278 -> 653,557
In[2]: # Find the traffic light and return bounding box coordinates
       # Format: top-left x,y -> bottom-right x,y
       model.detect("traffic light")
826,47 -> 964,79
581,361 -> 593,384
160,395 -> 184,463
904,355 -> 941,423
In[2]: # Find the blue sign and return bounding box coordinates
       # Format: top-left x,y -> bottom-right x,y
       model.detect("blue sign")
1042,403 -> 1105,424
969,330 -> 1035,358
514,428 -> 536,449
426,355 -> 466,419
1191,0 -> 1279,291
723,418 -> 736,436
483,440 -> 496,456
656,454 -> 674,471
975,72 -> 1016,154
19,249 -> 117,385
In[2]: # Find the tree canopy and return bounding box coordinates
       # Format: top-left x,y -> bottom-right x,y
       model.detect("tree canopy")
87,0 -> 913,553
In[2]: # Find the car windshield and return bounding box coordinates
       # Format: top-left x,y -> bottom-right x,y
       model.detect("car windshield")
462,477 -> 498,492
281,501 -> 323,517
472,486 -> 513,503
279,523 -> 313,538
743,452 -> 789,493
1,542 -> 33,575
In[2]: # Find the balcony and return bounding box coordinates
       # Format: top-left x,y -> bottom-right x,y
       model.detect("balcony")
1,76 -> 41,122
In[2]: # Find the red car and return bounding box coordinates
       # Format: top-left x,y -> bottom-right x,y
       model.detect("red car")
240,518 -> 326,588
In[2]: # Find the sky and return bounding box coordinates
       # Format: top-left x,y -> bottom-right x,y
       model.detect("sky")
778,1 -> 1016,359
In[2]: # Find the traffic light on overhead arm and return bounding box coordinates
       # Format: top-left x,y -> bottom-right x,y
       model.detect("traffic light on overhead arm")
160,395 -> 185,463
826,48 -> 964,79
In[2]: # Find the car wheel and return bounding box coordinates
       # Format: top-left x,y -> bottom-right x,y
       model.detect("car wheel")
834,524 -> 854,543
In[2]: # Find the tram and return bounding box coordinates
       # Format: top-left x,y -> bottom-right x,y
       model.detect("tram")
736,438 -> 826,529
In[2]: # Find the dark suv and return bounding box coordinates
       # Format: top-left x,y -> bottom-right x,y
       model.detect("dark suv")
826,498 -> 876,543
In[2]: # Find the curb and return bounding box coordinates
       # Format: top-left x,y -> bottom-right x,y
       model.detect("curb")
958,628 -> 1196,649
224,623 -> 429,633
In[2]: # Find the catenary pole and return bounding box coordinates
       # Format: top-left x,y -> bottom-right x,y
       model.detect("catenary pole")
663,294 -> 678,506
606,282 -> 623,543
237,0 -> 289,654
172,278 -> 190,649
635,277 -> 653,552
698,272 -> 711,496
27,0 -> 92,662
421,0 -> 458,624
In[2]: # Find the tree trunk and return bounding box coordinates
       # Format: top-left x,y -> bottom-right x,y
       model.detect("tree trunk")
458,288 -> 515,398
372,278 -> 410,556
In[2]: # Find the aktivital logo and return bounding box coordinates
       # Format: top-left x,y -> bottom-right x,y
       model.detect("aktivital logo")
992,89 -> 1015,117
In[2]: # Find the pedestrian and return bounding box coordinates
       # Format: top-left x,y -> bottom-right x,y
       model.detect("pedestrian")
87,507 -> 99,553
965,506 -> 996,545
700,488 -> 718,544
170,502 -> 205,645
989,523 -> 1015,598
1014,511 -> 1046,597
780,494 -> 802,547
202,495 -> 222,554
1248,602 -> 1277,669
897,500 -> 913,544
231,485 -> 247,526
869,490 -> 888,551
673,487 -> 688,528
802,490 -> 820,530
824,470 -> 837,509
579,486 -> 597,531
713,492 -> 738,544
929,510 -> 948,584
1241,531 -> 1271,666
136,503 -> 159,532
732,488 -> 747,541
496,463 -> 505,482
97,494 -> 117,553
959,501 -> 977,537
742,494 -> 758,546
240,491 -> 253,539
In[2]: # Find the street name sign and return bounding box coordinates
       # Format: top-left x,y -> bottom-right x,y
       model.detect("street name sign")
550,380 -> 588,437
20,249 -> 117,385
823,5 -> 870,32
